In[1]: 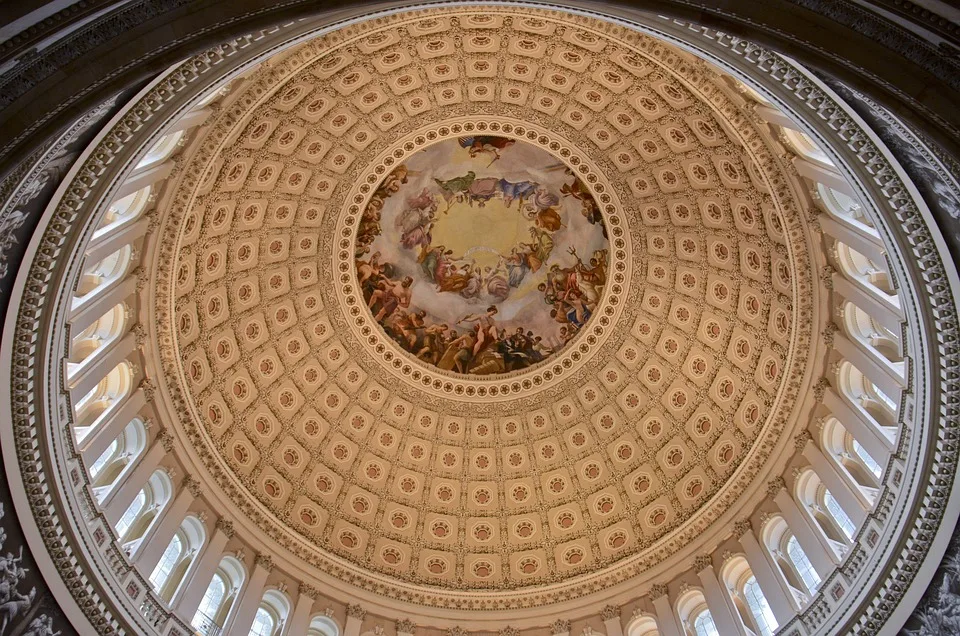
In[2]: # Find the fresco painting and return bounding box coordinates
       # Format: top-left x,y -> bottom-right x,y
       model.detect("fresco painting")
355,136 -> 609,375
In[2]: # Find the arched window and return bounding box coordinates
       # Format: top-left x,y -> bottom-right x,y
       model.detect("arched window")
115,490 -> 145,540
825,490 -> 856,540
249,607 -> 275,636
136,131 -> 185,170
693,611 -> 718,636
626,614 -> 660,636
787,536 -> 820,593
149,534 -> 183,591
835,241 -> 898,304
854,441 -> 882,479
72,245 -> 134,309
73,361 -> 135,442
743,576 -> 777,636
94,187 -> 151,237
306,615 -> 340,636
782,128 -> 833,167
192,556 -> 246,634
837,361 -> 899,434
67,302 -> 128,377
816,183 -> 875,229
90,418 -> 147,502
795,469 -> 850,555
820,417 -> 881,498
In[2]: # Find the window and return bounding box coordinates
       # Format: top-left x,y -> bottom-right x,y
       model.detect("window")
149,534 -> 183,591
825,490 -> 856,539
787,536 -> 820,592
853,441 -> 882,478
743,576 -> 778,636
115,490 -> 145,540
193,574 -> 226,632
693,610 -> 719,636
249,607 -> 275,636
89,440 -> 118,478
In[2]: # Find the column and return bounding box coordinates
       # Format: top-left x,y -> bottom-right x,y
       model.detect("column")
80,387 -> 146,464
822,388 -> 893,461
223,554 -> 271,634
831,274 -> 902,334
833,334 -> 904,405
601,605 -> 623,636
549,619 -> 570,636
792,157 -> 853,196
344,604 -> 365,636
771,478 -> 839,576
103,431 -> 169,523
695,556 -> 746,636
173,519 -> 233,619
801,437 -> 870,522
132,476 -> 198,572
69,275 -> 137,332
282,583 -> 317,636
737,520 -> 799,624
650,585 -> 683,636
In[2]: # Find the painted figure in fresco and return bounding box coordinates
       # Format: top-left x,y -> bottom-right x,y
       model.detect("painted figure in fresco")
458,305 -> 500,357
458,136 -> 516,164
368,275 -> 414,321
505,247 -> 530,288
561,175 -> 606,237
396,188 -> 438,250
525,226 -> 555,271
434,171 -> 477,206
356,251 -> 383,288
484,262 -> 510,302
22,615 -> 61,636
498,179 -> 538,208
465,177 -> 501,207
416,323 -> 451,365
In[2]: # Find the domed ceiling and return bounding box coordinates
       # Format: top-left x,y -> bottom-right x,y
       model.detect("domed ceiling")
149,5 -> 815,606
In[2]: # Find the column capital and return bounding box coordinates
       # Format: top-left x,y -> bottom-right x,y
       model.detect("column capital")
649,583 -> 669,600
794,429 -> 814,451
448,628 -> 467,636
346,603 -> 367,619
254,553 -> 273,572
600,604 -> 620,620
140,376 -> 156,402
767,476 -> 787,497
182,475 -> 202,498
396,618 -> 416,633
812,377 -> 829,401
298,582 -> 320,599
156,428 -> 174,452
215,518 -> 235,538
694,554 -> 713,573
500,628 -> 520,636
551,619 -> 571,635
733,518 -> 753,537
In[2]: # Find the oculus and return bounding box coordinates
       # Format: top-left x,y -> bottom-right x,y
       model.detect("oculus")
354,135 -> 608,375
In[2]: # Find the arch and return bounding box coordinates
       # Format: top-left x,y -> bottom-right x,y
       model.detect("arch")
72,244 -> 134,309
625,613 -> 660,636
94,186 -> 152,237
67,302 -> 129,374
193,555 -> 247,633
307,615 -> 341,636
815,182 -> 875,229
89,417 -> 147,502
760,514 -> 819,599
834,241 -> 898,304
719,555 -> 777,636
149,514 -> 206,602
676,588 -> 717,636
115,469 -> 172,547
821,417 -> 882,497
795,468 -> 855,553
837,360 -> 900,431
782,128 -> 833,167
135,130 -> 185,170
843,301 -> 905,369
250,589 -> 291,636
73,360 -> 135,442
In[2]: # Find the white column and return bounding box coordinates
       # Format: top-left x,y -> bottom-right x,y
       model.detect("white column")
223,555 -> 272,635
602,606 -> 623,636
793,157 -> 854,196
651,588 -> 683,636
344,605 -> 366,636
103,432 -> 167,522
132,479 -> 197,572
173,519 -> 232,619
69,275 -> 137,332
84,217 -> 150,265
116,161 -> 173,199
696,559 -> 746,636
773,482 -> 840,576
802,440 -> 871,522
822,388 -> 894,461
68,331 -> 137,402
833,333 -> 905,402
282,585 -> 316,636
80,387 -> 145,464
738,524 -> 799,624
820,216 -> 886,265
832,274 -> 902,333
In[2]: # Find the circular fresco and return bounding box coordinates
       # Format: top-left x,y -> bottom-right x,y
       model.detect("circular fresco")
354,135 -> 609,375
